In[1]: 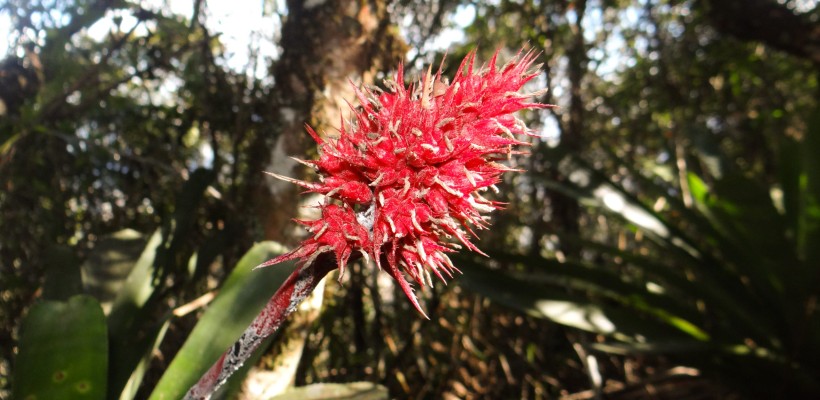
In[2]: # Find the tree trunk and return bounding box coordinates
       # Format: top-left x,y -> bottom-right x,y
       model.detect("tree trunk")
550,0 -> 587,257
243,1 -> 405,396
255,0 -> 406,244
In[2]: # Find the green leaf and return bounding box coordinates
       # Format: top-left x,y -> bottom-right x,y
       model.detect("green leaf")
691,171 -> 802,339
107,168 -> 215,398
711,172 -> 796,283
687,173 -> 709,204
106,230 -> 163,399
13,295 -> 108,400
483,250 -> 705,336
456,258 -> 692,342
117,318 -> 171,400
777,136 -> 802,235
589,341 -> 710,356
148,241 -> 294,400
107,230 -> 163,332
551,159 -> 771,342
0,130 -> 19,151
801,108 -> 820,277
155,167 -> 216,280
81,229 -> 147,310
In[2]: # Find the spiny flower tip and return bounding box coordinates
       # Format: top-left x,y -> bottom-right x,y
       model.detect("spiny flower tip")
261,49 -> 551,317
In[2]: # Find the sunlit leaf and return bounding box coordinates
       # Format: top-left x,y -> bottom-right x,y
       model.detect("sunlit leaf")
456,257 -> 694,342
149,241 -> 294,400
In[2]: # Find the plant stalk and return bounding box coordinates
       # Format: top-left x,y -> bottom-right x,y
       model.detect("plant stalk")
184,256 -> 336,400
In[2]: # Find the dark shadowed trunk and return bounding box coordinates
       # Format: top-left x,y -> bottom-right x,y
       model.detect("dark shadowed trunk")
253,0 -> 406,245
240,2 -> 405,394
550,0 -> 587,257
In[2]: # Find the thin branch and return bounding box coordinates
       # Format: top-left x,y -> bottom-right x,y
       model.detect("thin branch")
173,291 -> 217,317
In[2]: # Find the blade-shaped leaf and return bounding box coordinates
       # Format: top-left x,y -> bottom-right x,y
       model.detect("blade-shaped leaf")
117,317 -> 171,400
106,230 -> 163,399
776,136 -> 801,238
13,295 -> 108,400
547,159 -> 773,341
108,168 -> 215,398
456,258 -> 692,342
801,108 -> 820,281
80,228 -> 146,312
154,168 -> 216,279
148,241 -> 295,400
709,172 -> 795,287
483,250 -> 705,336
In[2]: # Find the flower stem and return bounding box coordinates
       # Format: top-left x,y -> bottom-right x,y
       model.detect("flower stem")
184,257 -> 336,400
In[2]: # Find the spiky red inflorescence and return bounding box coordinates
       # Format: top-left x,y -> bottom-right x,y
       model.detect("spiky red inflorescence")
259,50 -> 549,317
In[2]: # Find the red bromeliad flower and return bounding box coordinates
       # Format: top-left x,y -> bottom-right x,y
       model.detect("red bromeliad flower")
186,49 -> 550,400
259,50 -> 549,317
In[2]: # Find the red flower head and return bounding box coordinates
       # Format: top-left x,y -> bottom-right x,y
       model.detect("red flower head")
259,50 -> 550,317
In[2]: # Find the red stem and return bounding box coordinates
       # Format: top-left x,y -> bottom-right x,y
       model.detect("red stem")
184,257 -> 336,400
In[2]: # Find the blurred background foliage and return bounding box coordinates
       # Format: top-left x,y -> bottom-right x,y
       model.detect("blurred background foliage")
1,0 -> 818,399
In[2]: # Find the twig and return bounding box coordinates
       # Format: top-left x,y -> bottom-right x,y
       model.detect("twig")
183,256 -> 336,400
173,291 -> 217,317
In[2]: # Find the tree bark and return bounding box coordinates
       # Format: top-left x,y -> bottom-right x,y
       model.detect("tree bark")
255,0 -> 406,244
550,0 -> 587,257
244,1 -> 405,395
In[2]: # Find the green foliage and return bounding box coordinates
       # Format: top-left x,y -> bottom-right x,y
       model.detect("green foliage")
460,108 -> 820,397
12,237 -> 292,400
4,0 -> 819,398
14,295 -> 108,400
150,242 -> 294,400
1,1 -> 275,395
105,229 -> 167,400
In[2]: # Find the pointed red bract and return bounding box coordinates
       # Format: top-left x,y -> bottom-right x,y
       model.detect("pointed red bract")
262,49 -> 550,316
